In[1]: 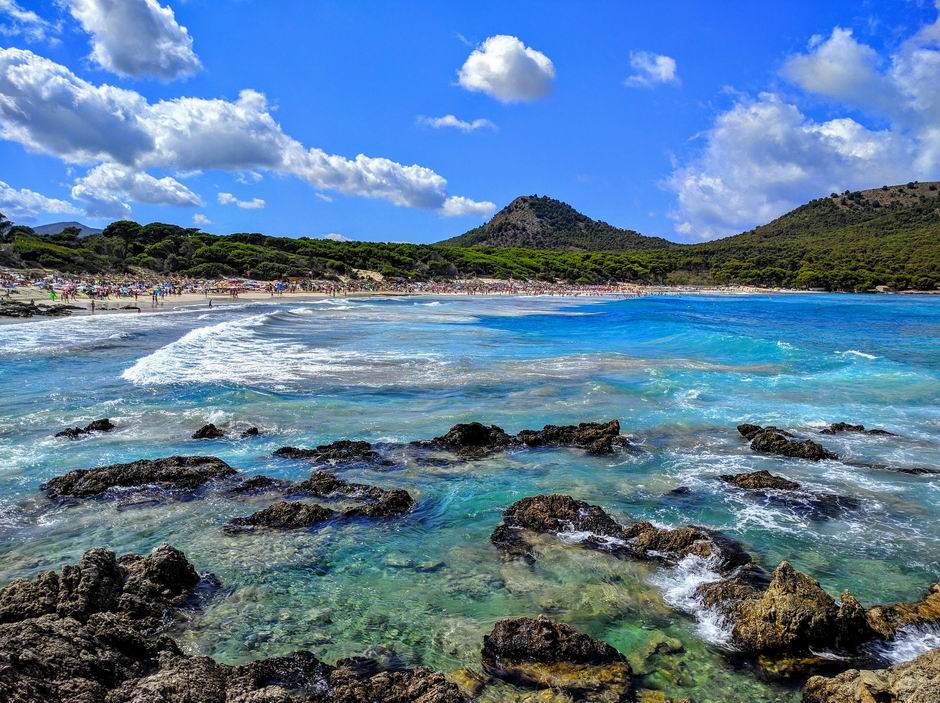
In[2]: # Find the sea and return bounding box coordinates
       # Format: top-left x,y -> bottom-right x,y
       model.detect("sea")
1,293 -> 938,701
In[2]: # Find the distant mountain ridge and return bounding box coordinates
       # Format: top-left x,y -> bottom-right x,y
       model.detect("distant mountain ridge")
440,195 -> 675,250
32,221 -> 102,237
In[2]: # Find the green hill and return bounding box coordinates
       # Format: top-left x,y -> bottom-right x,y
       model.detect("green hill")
440,195 -> 674,250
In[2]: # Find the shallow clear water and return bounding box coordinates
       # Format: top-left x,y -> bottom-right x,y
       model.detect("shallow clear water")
1,294 -> 938,701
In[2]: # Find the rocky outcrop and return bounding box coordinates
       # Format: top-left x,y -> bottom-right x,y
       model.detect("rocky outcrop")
821,422 -> 895,436
803,647 -> 940,703
490,494 -> 750,571
241,426 -> 260,437
192,423 -> 225,439
418,422 -> 517,458
416,419 -> 628,459
0,546 -> 465,703
55,418 -> 115,439
516,419 -> 627,455
738,424 -> 837,461
719,470 -> 801,491
228,471 -> 415,531
228,475 -> 291,495
275,439 -> 381,463
42,456 -> 238,499
865,583 -> 940,639
0,299 -> 75,318
481,616 -> 633,701
227,501 -> 338,530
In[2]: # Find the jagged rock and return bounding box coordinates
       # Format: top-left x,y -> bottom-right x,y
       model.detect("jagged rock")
517,420 -> 627,455
344,489 -> 414,518
719,470 -> 801,491
418,422 -> 517,458
192,423 -> 225,439
491,494 -> 750,571
741,425 -> 837,461
821,422 -> 895,436
482,616 -> 633,701
227,501 -> 337,531
296,470 -> 391,502
275,440 -> 380,463
803,647 -> 940,703
865,583 -> 940,639
0,299 -> 74,318
55,418 -> 115,439
42,456 -> 238,499
330,662 -> 466,702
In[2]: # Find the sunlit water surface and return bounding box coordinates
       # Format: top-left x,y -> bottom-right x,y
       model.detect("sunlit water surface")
1,294 -> 939,701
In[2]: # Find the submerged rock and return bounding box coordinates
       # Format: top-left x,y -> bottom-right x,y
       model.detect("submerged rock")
192,423 -> 225,439
240,426 -> 261,437
482,615 -> 633,701
42,456 -> 238,499
739,424 -> 837,461
55,418 -> 115,439
228,475 -> 292,495
821,422 -> 895,436
517,419 -> 627,455
490,494 -> 750,572
227,501 -> 337,530
275,439 -> 381,463
803,647 -> 940,703
720,470 -> 801,491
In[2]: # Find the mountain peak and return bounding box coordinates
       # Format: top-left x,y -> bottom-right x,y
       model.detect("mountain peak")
440,195 -> 673,251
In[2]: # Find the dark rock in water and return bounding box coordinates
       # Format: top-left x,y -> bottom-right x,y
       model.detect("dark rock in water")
0,299 -> 74,318
229,475 -> 290,495
418,422 -> 517,458
491,494 -> 751,572
240,426 -> 260,437
42,456 -> 238,499
275,439 -> 380,463
803,647 -> 940,703
482,615 -> 633,700
296,470 -> 390,501
55,418 -> 115,439
329,662 -> 466,702
192,423 -> 225,439
720,470 -> 801,491
227,501 -> 337,530
344,489 -> 414,518
743,425 -> 837,461
517,419 -> 627,455
821,422 -> 895,436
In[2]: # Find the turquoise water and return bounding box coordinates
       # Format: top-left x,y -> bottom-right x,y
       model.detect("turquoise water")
1,294 -> 939,701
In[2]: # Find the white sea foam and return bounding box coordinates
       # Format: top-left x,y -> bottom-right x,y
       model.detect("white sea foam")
872,624 -> 940,664
649,554 -> 734,648
836,349 -> 879,360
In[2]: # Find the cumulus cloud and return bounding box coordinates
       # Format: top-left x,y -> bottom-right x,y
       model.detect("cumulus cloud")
193,213 -> 210,225
218,192 -> 265,209
625,51 -> 679,87
458,35 -> 554,103
67,0 -> 201,80
322,232 -> 351,242
440,195 -> 496,217
0,48 -> 492,217
0,179 -> 79,220
418,114 -> 496,132
72,163 -> 201,217
668,8 -> 940,240
0,0 -> 60,43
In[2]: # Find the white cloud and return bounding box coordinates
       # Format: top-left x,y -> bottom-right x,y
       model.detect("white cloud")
668,7 -> 940,240
315,192 -> 333,203
0,49 -> 492,216
236,170 -> 262,184
71,163 -> 201,217
0,0 -> 60,43
67,0 -> 201,80
625,51 -> 678,87
458,35 -> 554,103
418,114 -> 496,132
0,179 -> 80,220
218,192 -> 265,209
322,232 -> 350,242
440,195 -> 496,217
193,213 -> 210,226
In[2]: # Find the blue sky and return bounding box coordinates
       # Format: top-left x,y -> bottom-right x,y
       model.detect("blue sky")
1,0 -> 939,243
